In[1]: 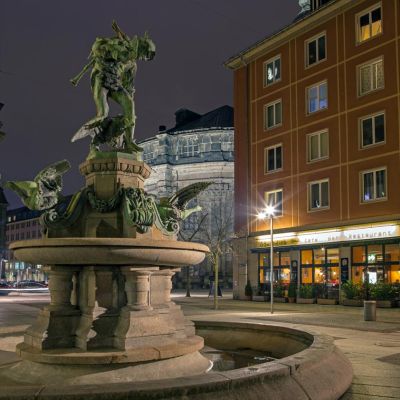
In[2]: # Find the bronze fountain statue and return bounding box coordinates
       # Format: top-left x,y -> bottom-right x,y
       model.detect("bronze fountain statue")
3,21 -> 212,385
71,21 -> 155,156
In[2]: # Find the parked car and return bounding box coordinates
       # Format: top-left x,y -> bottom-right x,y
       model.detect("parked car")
11,281 -> 49,292
14,281 -> 46,288
0,281 -> 11,296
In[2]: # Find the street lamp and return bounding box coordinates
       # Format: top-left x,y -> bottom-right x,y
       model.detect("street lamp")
258,205 -> 276,314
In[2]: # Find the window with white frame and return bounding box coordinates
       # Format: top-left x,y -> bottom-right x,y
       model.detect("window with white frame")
360,112 -> 385,148
265,144 -> 282,173
308,130 -> 328,162
264,55 -> 281,86
178,137 -> 199,157
264,100 -> 282,129
361,168 -> 386,202
359,58 -> 384,96
308,179 -> 329,210
357,4 -> 382,43
306,33 -> 326,67
143,144 -> 156,162
264,189 -> 283,217
307,81 -> 327,113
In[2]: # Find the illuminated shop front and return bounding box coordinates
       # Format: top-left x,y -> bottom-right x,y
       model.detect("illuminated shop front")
253,222 -> 400,291
351,243 -> 400,284
259,251 -> 291,289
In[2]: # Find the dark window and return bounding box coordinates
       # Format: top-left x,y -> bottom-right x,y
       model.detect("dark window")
361,113 -> 385,147
307,34 -> 326,66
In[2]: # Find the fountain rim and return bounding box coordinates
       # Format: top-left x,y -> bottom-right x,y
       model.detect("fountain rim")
0,321 -> 353,400
10,237 -> 210,253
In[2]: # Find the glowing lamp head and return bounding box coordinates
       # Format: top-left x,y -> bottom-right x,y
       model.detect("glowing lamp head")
265,205 -> 275,216
257,211 -> 267,220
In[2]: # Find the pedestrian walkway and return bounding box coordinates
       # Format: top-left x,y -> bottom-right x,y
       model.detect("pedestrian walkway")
0,292 -> 399,399
173,293 -> 400,400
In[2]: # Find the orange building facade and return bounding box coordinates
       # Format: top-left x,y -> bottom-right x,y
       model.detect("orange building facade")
227,0 -> 400,299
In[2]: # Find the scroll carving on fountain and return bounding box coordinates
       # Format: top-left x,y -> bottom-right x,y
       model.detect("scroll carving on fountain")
4,21 -> 212,384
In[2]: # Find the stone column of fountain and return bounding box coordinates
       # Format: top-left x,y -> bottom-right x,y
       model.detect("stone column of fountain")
8,153 -> 211,384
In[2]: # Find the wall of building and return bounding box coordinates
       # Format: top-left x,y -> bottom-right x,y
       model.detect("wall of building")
230,0 -> 400,297
141,127 -> 235,288
4,208 -> 44,282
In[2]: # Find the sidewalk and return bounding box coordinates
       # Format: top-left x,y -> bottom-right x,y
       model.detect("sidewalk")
0,293 -> 399,399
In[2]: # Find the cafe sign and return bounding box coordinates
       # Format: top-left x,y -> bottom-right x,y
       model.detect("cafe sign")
257,223 -> 400,246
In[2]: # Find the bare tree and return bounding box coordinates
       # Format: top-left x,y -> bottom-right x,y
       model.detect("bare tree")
178,213 -> 208,297
202,192 -> 234,310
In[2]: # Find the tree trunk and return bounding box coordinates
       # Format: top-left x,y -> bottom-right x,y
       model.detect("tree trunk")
214,254 -> 219,310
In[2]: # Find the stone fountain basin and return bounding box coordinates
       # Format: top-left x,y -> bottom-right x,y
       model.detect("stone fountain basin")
10,238 -> 209,266
0,321 -> 353,400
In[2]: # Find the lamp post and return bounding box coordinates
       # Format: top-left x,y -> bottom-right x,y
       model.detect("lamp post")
258,205 -> 275,314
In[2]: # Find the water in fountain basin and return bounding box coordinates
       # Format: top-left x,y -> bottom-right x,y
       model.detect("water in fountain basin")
201,346 -> 276,371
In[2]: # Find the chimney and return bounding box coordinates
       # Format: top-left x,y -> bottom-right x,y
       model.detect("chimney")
158,125 -> 166,132
174,109 -> 200,127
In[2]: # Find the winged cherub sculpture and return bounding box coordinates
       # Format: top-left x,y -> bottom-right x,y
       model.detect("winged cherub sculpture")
156,182 -> 213,227
70,21 -> 155,155
5,160 -> 71,210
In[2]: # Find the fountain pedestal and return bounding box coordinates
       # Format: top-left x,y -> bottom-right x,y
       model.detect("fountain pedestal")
9,153 -> 211,383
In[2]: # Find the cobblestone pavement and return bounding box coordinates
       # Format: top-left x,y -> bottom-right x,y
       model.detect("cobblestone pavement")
0,291 -> 399,399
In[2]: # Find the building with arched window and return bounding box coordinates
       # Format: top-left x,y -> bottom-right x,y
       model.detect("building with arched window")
139,105 -> 234,289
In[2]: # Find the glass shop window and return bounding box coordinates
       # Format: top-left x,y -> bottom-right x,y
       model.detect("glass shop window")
385,244 -> 400,262
352,246 -> 366,263
301,249 -> 313,265
327,248 -> 339,264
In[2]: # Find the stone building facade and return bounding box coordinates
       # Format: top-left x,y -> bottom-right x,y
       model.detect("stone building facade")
139,105 -> 235,288
227,0 -> 400,299
3,206 -> 44,281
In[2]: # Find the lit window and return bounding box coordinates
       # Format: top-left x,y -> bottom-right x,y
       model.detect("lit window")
360,113 -> 385,148
264,100 -> 282,129
307,81 -> 327,113
361,168 -> 386,202
357,4 -> 382,43
265,144 -> 283,173
307,130 -> 329,162
264,189 -> 283,217
308,179 -> 329,210
306,33 -> 326,67
264,55 -> 281,86
359,58 -> 384,96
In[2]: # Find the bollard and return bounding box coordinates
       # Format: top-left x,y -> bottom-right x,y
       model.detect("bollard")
364,300 -> 376,321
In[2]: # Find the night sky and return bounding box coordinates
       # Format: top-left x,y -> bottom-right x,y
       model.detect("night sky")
0,0 -> 299,208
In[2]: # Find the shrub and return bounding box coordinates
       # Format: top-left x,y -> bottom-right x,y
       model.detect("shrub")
314,283 -> 328,299
274,282 -> 285,297
288,282 -> 297,298
244,280 -> 253,297
298,284 -> 314,299
369,283 -> 397,301
341,282 -> 364,300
